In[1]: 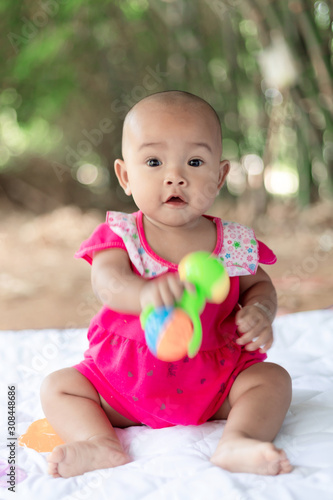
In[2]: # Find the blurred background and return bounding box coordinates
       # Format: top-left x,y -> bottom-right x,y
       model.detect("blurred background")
0,0 -> 332,330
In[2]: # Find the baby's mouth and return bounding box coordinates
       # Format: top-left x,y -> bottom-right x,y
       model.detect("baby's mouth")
165,195 -> 187,206
167,196 -> 184,203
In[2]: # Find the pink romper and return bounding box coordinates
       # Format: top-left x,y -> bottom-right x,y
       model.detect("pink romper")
74,210 -> 276,429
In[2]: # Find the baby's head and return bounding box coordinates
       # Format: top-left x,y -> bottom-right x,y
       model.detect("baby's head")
115,90 -> 230,226
121,91 -> 223,159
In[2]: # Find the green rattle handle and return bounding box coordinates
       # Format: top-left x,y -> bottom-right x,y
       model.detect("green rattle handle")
178,251 -> 230,358
176,286 -> 205,358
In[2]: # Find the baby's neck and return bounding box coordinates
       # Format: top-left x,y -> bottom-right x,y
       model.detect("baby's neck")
142,215 -> 217,264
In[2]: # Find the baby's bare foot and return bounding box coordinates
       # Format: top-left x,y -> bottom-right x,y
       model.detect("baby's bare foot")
47,435 -> 131,478
210,436 -> 293,475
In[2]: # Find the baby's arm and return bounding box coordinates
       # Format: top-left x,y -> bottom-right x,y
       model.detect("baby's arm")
236,266 -> 277,353
91,248 -> 189,314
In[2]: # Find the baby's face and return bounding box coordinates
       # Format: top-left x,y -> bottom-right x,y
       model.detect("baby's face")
115,100 -> 229,229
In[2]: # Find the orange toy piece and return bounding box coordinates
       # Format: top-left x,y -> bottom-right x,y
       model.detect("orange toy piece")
156,308 -> 193,361
19,418 -> 64,453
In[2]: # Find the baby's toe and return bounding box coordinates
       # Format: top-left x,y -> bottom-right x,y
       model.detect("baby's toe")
47,460 -> 60,478
279,458 -> 293,474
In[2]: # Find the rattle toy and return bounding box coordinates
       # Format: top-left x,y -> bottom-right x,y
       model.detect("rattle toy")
140,251 -> 230,362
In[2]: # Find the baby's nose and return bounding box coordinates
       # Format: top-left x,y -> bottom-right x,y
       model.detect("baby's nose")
163,168 -> 187,186
164,177 -> 186,186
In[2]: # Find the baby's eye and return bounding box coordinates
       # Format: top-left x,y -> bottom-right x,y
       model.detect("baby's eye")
188,158 -> 203,167
146,158 -> 161,167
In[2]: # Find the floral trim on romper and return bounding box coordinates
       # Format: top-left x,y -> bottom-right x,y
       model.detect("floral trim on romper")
106,211 -> 260,278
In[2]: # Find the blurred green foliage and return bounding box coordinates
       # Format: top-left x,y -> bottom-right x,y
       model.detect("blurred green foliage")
0,0 -> 332,212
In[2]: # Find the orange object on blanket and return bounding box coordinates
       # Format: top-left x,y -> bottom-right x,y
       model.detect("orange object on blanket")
19,418 -> 64,453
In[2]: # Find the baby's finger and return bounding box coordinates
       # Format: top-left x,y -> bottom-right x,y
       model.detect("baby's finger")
236,311 -> 261,333
244,332 -> 273,352
157,280 -> 178,306
258,338 -> 274,353
183,281 -> 196,294
236,320 -> 266,345
164,274 -> 186,303
140,283 -> 164,309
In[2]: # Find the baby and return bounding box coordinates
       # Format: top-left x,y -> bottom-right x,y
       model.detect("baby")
41,90 -> 292,478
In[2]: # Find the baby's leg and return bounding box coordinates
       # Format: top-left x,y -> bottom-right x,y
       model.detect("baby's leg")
40,367 -> 134,478
210,362 -> 293,475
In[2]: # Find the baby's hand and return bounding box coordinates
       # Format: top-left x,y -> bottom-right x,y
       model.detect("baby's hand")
235,304 -> 274,353
140,273 -> 194,310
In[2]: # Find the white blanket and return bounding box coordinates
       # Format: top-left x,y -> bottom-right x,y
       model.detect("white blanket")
1,310 -> 333,500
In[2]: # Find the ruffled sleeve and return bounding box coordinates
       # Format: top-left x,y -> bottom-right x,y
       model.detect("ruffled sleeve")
74,222 -> 126,265
220,221 -> 276,277
106,211 -> 169,277
258,240 -> 277,265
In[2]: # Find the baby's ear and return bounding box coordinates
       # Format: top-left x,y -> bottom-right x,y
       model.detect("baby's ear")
217,160 -> 230,190
114,159 -> 131,195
